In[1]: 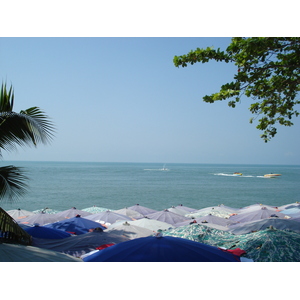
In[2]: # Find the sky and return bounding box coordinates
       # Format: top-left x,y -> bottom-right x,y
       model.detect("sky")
1,36 -> 299,165
0,1 -> 299,166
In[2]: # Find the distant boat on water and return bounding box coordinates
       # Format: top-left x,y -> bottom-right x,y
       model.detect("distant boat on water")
264,173 -> 281,178
160,164 -> 169,171
233,172 -> 242,176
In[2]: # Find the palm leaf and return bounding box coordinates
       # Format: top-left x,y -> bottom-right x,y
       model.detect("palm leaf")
0,165 -> 29,201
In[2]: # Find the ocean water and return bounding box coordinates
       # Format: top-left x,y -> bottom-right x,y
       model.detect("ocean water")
1,161 -> 299,212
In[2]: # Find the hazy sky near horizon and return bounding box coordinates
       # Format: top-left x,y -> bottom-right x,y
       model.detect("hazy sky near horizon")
1,37 -> 300,165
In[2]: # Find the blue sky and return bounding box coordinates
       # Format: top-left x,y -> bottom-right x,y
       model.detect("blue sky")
1,37 -> 299,165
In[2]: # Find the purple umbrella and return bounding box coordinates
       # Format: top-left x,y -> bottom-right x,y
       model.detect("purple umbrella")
145,209 -> 190,225
127,204 -> 157,216
24,224 -> 71,239
55,207 -> 92,220
18,212 -> 62,226
84,210 -> 132,224
228,207 -> 288,225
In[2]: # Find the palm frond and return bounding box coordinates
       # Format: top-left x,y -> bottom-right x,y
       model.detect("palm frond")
0,165 -> 29,202
0,83 -> 14,112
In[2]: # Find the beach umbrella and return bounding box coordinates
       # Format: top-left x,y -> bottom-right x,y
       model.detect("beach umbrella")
6,208 -> 34,220
81,206 -> 112,214
127,204 -> 157,216
106,221 -> 154,239
83,235 -> 241,262
84,210 -> 132,225
0,243 -> 81,262
175,204 -> 198,213
44,215 -> 106,235
145,209 -> 190,225
186,206 -> 235,219
280,206 -> 300,215
221,228 -> 300,262
24,224 -> 72,239
238,204 -> 279,213
116,218 -> 174,231
18,212 -> 62,226
228,218 -> 300,235
55,207 -> 92,219
114,208 -> 144,220
228,208 -> 288,225
167,206 -> 190,216
163,223 -> 236,247
32,229 -> 130,257
174,214 -> 230,231
278,202 -> 300,210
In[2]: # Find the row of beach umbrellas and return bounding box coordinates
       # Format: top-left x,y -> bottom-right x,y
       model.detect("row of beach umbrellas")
3,202 -> 300,261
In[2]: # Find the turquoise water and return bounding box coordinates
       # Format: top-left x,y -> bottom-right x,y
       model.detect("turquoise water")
1,161 -> 299,212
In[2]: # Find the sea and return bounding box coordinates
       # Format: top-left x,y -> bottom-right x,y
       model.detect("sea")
1,161 -> 299,213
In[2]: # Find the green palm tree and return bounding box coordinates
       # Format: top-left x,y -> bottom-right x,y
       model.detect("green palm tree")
0,83 -> 55,201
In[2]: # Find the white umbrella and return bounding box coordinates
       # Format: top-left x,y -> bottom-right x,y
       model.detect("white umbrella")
114,208 -> 144,220
55,207 -> 92,220
106,221 -> 154,239
6,209 -> 34,220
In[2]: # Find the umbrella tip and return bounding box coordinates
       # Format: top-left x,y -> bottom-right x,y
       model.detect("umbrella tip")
75,214 -> 81,218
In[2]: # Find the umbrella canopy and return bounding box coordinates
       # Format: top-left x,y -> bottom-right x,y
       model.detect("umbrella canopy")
175,204 -> 198,213
84,210 -> 132,225
127,204 -> 157,216
0,243 -> 81,262
186,206 -> 235,219
167,206 -> 190,216
111,218 -> 174,231
228,218 -> 300,235
220,228 -> 300,262
83,235 -> 241,262
24,224 -> 72,239
106,221 -> 154,239
114,208 -> 144,220
18,212 -> 62,226
163,223 -> 236,247
228,208 -> 288,225
238,204 -> 279,214
280,206 -> 300,215
32,230 -> 130,257
278,202 -> 300,210
6,208 -> 35,220
145,209 -> 190,225
55,207 -> 92,219
81,206 -> 112,214
44,215 -> 106,235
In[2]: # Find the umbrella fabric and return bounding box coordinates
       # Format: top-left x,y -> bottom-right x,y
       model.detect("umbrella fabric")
106,222 -> 154,239
163,223 -> 236,247
32,230 -> 130,257
186,206 -> 234,219
228,218 -> 300,235
167,206 -> 190,216
175,204 -> 197,213
83,235 -> 241,262
280,206 -> 300,215
84,210 -> 132,225
145,209 -> 190,225
24,224 -> 71,239
176,214 -> 230,228
238,204 -> 279,214
126,218 -> 174,231
6,209 -> 35,220
44,215 -> 106,235
127,204 -> 157,216
114,208 -> 145,220
55,207 -> 92,219
81,206 -> 112,214
220,228 -> 300,262
228,208 -> 288,225
18,212 -> 62,226
278,202 -> 300,210
0,243 -> 81,262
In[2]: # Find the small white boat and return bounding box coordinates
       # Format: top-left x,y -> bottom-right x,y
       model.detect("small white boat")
160,165 -> 169,171
264,174 -> 281,178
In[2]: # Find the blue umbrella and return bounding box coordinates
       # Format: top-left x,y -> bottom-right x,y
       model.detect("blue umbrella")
44,215 -> 106,235
83,235 -> 241,262
24,224 -> 71,239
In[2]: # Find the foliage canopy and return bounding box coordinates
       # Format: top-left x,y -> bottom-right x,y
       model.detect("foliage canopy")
173,37 -> 300,142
